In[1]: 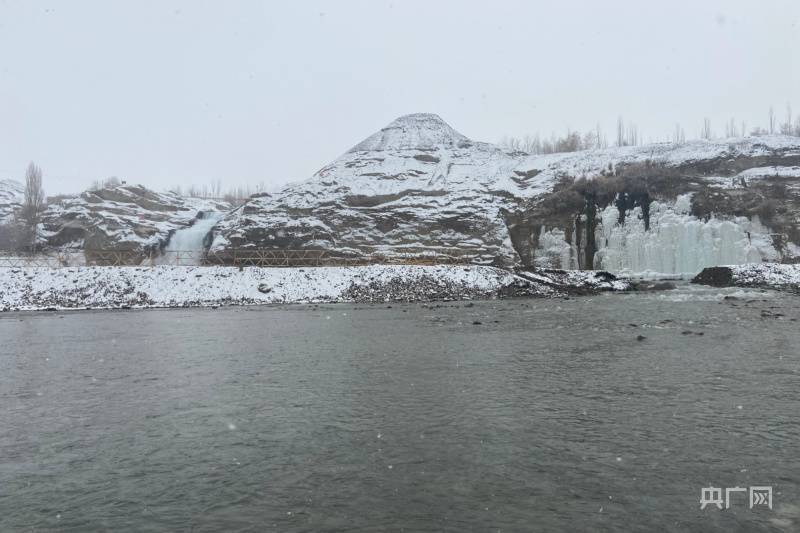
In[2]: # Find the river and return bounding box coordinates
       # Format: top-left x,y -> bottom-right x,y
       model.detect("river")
1,285 -> 798,532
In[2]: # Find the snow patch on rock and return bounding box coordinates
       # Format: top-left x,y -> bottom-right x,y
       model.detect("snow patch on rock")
693,263 -> 800,290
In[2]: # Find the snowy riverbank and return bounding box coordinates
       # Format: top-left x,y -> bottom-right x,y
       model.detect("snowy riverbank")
0,265 -> 630,311
692,263 -> 800,291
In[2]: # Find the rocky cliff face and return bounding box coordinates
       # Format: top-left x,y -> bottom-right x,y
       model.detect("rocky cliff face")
41,184 -> 228,259
515,142 -> 800,274
211,113 -> 800,275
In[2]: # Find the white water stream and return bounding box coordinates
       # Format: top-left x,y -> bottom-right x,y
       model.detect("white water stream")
157,212 -> 224,265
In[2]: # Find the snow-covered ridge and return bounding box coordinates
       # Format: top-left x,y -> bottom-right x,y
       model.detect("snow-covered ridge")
0,264 -> 630,311
0,179 -> 23,224
41,184 -> 230,254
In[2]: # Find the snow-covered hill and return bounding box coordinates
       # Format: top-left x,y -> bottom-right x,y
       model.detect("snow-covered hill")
0,179 -> 23,224
41,184 -> 229,259
211,113 -> 800,275
9,113 -> 800,276
211,113 -> 526,264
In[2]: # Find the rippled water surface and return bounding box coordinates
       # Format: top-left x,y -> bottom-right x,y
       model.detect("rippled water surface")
1,285 -> 799,532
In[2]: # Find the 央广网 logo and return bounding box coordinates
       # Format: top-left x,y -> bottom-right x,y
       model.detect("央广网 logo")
700,486 -> 772,510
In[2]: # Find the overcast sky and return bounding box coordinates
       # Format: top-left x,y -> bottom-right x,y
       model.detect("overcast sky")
1,0 -> 798,194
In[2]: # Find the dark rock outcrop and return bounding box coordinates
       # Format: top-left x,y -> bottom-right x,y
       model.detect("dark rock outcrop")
693,263 -> 800,290
691,266 -> 735,287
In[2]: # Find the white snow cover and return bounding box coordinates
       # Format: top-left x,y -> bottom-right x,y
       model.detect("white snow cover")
0,179 -> 23,224
727,263 -> 800,288
0,265 -> 516,310
0,264 -> 632,311
259,126 -> 800,210
701,165 -> 800,188
347,113 -> 470,152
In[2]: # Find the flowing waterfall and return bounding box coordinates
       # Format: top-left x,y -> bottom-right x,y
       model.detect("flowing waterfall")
158,212 -> 224,265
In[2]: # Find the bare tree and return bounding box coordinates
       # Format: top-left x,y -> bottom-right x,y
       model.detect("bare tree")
626,123 -> 639,147
90,176 -> 122,190
673,123 -> 686,144
594,123 -> 607,149
780,103 -> 793,135
21,162 -> 45,253
768,106 -> 775,134
725,117 -> 738,138
500,135 -> 524,152
616,116 -> 625,147
701,118 -> 713,140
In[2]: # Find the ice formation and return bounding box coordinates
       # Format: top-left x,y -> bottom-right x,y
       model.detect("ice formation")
593,194 -> 777,277
533,227 -> 579,270
157,211 -> 224,264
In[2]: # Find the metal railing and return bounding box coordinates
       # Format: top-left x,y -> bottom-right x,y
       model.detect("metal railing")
0,247 -> 478,268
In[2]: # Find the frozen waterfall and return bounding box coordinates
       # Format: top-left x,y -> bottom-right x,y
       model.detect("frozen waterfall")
533,194 -> 779,277
593,194 -> 777,277
157,212 -> 224,265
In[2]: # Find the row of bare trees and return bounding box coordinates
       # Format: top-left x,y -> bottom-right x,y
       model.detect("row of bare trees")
0,162 -> 46,252
501,117 -> 643,155
169,182 -> 268,205
88,176 -> 263,206
501,127 -> 607,155
700,106 -> 800,139
503,105 -> 800,155
89,176 -> 125,190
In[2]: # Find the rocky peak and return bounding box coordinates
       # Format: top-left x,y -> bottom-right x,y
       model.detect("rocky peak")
347,113 -> 470,153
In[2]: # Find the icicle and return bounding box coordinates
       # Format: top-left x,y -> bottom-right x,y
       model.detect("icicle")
593,194 -> 779,277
